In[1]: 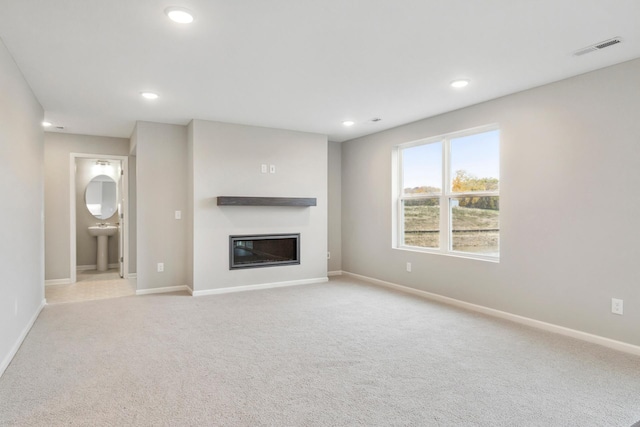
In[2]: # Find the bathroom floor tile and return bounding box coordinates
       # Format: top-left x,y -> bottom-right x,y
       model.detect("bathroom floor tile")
46,270 -> 136,304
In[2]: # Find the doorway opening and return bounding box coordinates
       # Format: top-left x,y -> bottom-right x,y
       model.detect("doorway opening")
46,153 -> 135,304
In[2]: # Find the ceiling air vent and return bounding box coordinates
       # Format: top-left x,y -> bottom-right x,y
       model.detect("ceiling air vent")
574,37 -> 622,56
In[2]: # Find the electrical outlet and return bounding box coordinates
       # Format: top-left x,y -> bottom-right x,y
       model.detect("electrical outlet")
406,262 -> 412,272
157,263 -> 164,273
261,164 -> 267,173
611,298 -> 623,315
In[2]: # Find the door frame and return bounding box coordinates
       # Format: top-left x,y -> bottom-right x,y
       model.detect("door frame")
70,153 -> 129,284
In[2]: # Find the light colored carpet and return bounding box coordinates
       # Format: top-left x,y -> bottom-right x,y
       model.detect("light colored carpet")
1,276 -> 639,426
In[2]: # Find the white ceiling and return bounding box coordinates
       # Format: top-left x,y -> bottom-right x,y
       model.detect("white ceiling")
1,0 -> 639,142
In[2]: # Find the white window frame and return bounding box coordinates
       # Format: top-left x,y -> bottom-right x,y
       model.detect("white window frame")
393,124 -> 499,262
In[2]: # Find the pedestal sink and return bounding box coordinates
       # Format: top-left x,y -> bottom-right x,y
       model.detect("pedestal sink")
88,225 -> 118,271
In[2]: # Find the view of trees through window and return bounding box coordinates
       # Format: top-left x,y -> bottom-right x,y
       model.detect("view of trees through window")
400,128 -> 499,257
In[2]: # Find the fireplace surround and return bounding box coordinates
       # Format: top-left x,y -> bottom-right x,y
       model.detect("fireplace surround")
229,234 -> 300,269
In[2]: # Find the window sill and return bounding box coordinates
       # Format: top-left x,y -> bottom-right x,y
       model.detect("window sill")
393,245 -> 500,263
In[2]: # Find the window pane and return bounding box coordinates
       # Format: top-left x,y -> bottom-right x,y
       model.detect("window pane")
402,142 -> 442,196
450,196 -> 499,256
403,198 -> 439,248
450,130 -> 499,193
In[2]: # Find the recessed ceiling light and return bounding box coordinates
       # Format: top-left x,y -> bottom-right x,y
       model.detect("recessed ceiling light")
165,7 -> 194,24
141,92 -> 159,100
342,120 -> 355,127
450,79 -> 470,88
42,121 -> 52,127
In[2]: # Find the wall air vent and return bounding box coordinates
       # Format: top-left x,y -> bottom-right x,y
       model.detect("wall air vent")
573,37 -> 622,56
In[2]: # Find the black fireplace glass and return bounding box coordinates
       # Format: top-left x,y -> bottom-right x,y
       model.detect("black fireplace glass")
230,234 -> 300,269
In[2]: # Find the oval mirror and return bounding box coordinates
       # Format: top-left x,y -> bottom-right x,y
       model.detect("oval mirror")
85,174 -> 118,220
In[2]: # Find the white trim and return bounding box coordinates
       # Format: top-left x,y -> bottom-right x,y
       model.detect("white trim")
70,153 -> 129,285
127,273 -> 137,279
394,245 -> 500,263
45,278 -> 71,286
397,123 -> 500,150
442,138 -> 450,252
135,285 -> 190,296
192,277 -> 328,297
327,270 -> 343,276
70,155 -> 75,284
76,263 -> 121,271
0,299 -> 46,378
395,125 -> 500,262
342,271 -> 640,357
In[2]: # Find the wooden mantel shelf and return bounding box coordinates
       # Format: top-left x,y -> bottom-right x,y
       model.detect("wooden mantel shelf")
217,196 -> 317,207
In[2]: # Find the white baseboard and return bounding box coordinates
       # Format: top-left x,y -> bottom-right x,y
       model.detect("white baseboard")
327,270 -> 343,277
45,278 -> 71,286
77,264 -> 119,271
342,271 -> 640,357
0,299 -> 46,378
192,277 -> 328,297
135,285 -> 191,296
127,273 -> 137,279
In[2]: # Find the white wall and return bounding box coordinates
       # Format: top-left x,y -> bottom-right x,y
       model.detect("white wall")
44,133 -> 129,280
129,128 -> 137,275
328,141 -> 342,273
0,38 -> 44,376
186,122 -> 194,289
341,58 -> 640,346
134,121 -> 188,291
128,155 -> 137,275
190,120 -> 328,292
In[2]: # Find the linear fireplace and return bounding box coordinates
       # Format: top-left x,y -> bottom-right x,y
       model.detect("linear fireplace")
229,234 -> 300,269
